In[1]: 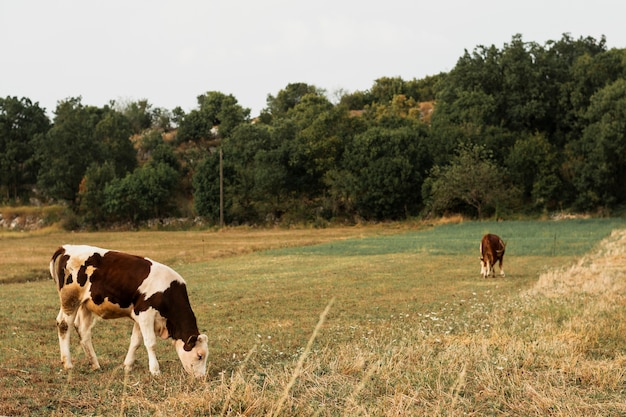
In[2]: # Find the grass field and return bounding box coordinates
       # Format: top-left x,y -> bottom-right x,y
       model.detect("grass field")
1,218 -> 625,416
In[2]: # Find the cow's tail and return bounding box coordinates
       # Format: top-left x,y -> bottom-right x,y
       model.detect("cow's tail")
50,246 -> 65,288
496,239 -> 506,256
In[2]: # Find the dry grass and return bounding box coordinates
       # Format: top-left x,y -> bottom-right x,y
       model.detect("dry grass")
1,221 -> 625,416
0,224 -> 402,284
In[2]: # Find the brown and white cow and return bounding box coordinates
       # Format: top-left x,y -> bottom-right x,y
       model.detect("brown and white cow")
50,245 -> 208,377
479,234 -> 506,278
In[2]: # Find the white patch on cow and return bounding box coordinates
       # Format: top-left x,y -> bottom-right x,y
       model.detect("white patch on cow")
130,307 -> 161,375
137,260 -> 186,299
64,244 -> 109,263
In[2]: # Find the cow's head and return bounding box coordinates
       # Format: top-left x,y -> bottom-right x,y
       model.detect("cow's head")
174,334 -> 209,378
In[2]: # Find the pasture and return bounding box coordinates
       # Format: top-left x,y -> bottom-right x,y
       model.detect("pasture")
1,218 -> 625,416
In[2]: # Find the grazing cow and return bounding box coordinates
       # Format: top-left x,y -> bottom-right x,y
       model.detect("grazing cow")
50,245 -> 208,377
480,234 -> 506,278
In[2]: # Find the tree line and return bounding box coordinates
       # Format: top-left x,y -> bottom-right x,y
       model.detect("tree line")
2,33 -> 625,228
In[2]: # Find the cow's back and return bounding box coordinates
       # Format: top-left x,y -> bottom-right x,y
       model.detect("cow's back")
480,234 -> 494,261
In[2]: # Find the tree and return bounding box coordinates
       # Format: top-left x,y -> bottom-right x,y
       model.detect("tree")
564,79 -> 626,210
556,46 -> 625,146
177,92 -> 249,142
281,94 -> 338,198
0,96 -> 50,201
104,162 -> 180,224
506,133 -> 562,210
93,110 -> 137,176
423,143 -> 517,219
192,151 -> 221,222
196,91 -> 250,138
222,124 -> 274,223
369,76 -> 407,104
77,161 -> 116,226
35,97 -> 104,204
339,125 -> 430,220
264,83 -> 323,119
117,99 -> 153,133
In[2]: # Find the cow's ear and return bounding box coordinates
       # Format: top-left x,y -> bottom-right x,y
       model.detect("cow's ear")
184,335 -> 198,351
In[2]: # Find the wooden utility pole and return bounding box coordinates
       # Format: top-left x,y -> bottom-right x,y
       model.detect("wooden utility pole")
219,147 -> 224,228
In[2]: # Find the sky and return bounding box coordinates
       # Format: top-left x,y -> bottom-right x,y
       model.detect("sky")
1,0 -> 625,118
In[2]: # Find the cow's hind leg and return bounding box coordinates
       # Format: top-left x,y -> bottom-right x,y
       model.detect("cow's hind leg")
123,322 -> 143,373
56,308 -> 77,370
74,306 -> 100,370
499,258 -> 505,277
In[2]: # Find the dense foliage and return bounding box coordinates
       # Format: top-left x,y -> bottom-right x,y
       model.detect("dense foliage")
2,33 -> 625,227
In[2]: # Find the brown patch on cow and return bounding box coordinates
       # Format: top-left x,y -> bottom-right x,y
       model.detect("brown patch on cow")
51,246 -> 66,263
57,320 -> 69,335
84,298 -> 132,319
50,247 -> 70,290
88,251 -> 152,309
144,280 -> 200,346
61,285 -> 83,314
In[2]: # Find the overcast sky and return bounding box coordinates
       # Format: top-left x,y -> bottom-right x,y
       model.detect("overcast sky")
2,0 -> 625,118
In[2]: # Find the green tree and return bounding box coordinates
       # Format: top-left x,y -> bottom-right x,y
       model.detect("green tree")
340,125 -> 430,220
423,143 -> 517,219
506,133 -> 562,210
35,97 -> 104,204
192,151 -> 221,222
93,110 -> 137,176
177,92 -> 249,142
223,124 -> 273,223
0,96 -> 50,201
104,162 -> 180,224
404,73 -> 444,102
263,83 -> 323,120
117,99 -> 153,133
77,161 -> 116,226
369,76 -> 406,104
282,94 -> 338,197
556,45 -> 625,146
564,79 -> 626,210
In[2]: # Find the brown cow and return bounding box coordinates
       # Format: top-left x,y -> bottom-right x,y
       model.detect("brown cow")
50,245 -> 208,377
480,234 -> 506,278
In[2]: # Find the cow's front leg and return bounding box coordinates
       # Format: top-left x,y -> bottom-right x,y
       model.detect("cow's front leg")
124,322 -> 143,372
135,310 -> 161,375
482,261 -> 490,278
56,308 -> 76,370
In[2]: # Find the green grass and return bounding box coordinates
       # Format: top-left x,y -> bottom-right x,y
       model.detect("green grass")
271,218 -> 625,256
0,218 -> 625,416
